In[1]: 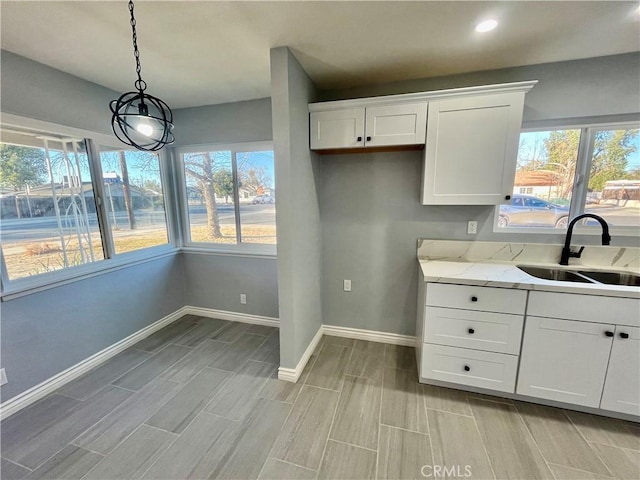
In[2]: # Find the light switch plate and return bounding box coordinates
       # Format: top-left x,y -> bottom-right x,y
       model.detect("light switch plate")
240,294 -> 247,305
0,369 -> 7,386
343,279 -> 352,292
467,221 -> 478,235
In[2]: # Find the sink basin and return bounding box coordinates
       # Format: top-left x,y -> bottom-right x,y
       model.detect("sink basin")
578,270 -> 640,286
518,265 -> 640,286
517,266 -> 593,283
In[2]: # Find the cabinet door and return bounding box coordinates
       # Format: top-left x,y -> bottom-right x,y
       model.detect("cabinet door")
601,327 -> 640,415
517,316 -> 613,407
310,108 -> 365,149
364,102 -> 427,147
421,92 -> 525,205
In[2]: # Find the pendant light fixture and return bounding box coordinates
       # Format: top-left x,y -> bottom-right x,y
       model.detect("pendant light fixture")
110,0 -> 174,151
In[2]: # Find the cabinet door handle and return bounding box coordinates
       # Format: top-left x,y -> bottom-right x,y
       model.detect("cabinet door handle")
470,296 -> 478,302
366,136 -> 372,141
620,332 -> 630,339
468,328 -> 475,334
505,195 -> 511,200
605,331 -> 614,337
463,365 -> 471,372
357,136 -> 362,142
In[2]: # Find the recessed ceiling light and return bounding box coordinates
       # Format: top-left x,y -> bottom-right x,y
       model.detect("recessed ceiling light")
475,19 -> 498,33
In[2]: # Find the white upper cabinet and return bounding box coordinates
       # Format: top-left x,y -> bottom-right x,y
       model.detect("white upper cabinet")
364,103 -> 427,147
421,92 -> 526,205
310,102 -> 426,150
310,108 -> 365,150
310,81 -> 535,205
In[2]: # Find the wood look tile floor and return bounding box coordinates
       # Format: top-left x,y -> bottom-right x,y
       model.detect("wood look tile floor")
2,316 -> 639,480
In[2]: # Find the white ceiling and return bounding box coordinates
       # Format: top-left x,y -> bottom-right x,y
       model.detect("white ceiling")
1,1 -> 639,109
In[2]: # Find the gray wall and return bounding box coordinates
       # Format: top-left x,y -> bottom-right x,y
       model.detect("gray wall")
172,98 -> 272,147
1,50 -> 119,136
182,253 -> 278,318
0,255 -> 184,400
270,47 -> 323,369
317,53 -> 640,336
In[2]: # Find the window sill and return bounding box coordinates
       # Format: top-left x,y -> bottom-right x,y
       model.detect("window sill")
1,245 -> 179,301
180,244 -> 277,259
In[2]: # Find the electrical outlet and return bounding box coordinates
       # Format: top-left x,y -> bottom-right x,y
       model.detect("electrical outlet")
467,220 -> 478,235
343,279 -> 352,292
0,369 -> 7,386
240,294 -> 247,305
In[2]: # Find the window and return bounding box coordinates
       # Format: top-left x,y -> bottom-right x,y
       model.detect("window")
179,143 -> 276,250
496,124 -> 639,233
0,126 -> 173,287
97,146 -> 169,254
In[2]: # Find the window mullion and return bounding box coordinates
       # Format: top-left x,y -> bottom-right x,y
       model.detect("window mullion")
0,249 -> 9,292
231,151 -> 242,243
158,148 -> 180,247
570,127 -> 594,219
85,138 -> 115,259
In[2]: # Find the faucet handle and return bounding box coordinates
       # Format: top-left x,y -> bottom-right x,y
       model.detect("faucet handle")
569,246 -> 585,258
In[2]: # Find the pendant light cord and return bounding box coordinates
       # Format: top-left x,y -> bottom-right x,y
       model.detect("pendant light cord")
128,0 -> 147,93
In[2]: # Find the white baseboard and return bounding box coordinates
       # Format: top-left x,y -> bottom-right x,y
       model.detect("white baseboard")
322,324 -> 416,347
0,306 -> 189,421
183,306 -> 279,328
278,326 -> 323,383
1,303 -> 415,417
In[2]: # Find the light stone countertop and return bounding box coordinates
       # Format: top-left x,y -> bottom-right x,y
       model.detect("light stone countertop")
417,240 -> 640,299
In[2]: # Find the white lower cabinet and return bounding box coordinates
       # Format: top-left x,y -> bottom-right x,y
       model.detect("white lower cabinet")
423,307 -> 523,355
516,316 -> 613,407
419,282 -> 524,394
417,277 -> 640,418
421,343 -> 518,393
601,327 -> 640,416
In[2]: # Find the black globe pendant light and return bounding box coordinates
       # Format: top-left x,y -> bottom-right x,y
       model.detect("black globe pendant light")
110,0 -> 174,151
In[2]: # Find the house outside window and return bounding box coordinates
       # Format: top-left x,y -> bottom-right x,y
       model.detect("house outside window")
496,125 -> 639,233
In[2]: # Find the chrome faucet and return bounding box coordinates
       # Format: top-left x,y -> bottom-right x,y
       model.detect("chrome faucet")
560,214 -> 611,265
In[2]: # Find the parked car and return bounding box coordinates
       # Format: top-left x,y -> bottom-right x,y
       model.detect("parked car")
252,194 -> 275,204
498,195 -> 569,228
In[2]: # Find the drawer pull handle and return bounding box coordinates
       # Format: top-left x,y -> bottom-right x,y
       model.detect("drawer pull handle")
620,332 -> 630,339
470,296 -> 478,302
468,328 -> 475,334
605,331 -> 614,337
463,365 -> 471,372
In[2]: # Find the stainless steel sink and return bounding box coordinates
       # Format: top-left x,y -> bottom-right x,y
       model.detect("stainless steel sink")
517,266 -> 593,283
518,265 -> 640,286
578,270 -> 640,286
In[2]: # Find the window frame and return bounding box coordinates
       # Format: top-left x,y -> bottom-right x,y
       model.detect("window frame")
175,141 -> 276,256
0,115 -> 178,299
493,120 -> 640,237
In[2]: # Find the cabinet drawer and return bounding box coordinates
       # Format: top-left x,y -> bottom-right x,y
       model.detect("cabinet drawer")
420,343 -> 518,393
426,283 -> 526,315
424,307 -> 523,354
528,291 -> 640,327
